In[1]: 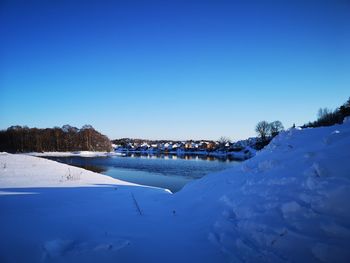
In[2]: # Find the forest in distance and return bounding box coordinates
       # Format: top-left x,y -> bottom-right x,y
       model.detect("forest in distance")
0,124 -> 112,153
1,97 -> 349,154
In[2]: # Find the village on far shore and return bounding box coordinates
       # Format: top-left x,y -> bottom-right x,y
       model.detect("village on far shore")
111,137 -> 259,160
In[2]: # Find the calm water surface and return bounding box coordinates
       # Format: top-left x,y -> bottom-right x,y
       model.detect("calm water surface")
45,154 -> 240,192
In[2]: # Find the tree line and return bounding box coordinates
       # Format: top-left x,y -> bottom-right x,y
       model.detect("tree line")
254,97 -> 350,149
0,125 -> 112,153
254,120 -> 284,149
302,97 -> 350,128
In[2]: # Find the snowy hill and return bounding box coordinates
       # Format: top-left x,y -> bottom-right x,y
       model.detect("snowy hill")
0,153 -> 133,189
174,117 -> 350,262
1,119 -> 350,262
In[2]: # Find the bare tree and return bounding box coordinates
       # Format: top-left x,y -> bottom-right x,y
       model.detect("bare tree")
318,108 -> 332,119
255,121 -> 270,141
270,121 -> 284,137
218,136 -> 231,147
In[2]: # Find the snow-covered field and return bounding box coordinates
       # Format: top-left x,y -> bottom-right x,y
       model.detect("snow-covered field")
0,153 -> 134,189
1,119 -> 350,262
25,151 -> 124,157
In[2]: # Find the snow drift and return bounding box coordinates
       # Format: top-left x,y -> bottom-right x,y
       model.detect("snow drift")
1,118 -> 350,262
0,152 -> 134,188
174,117 -> 350,262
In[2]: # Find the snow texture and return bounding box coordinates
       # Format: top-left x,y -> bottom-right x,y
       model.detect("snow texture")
1,120 -> 350,262
25,151 -> 124,157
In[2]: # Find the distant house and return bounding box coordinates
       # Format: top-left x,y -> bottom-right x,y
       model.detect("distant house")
141,143 -> 150,149
185,142 -> 191,149
207,142 -> 216,150
172,143 -> 179,149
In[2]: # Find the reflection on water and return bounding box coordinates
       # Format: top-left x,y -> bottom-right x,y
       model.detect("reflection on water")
51,157 -> 108,173
125,153 -> 235,162
44,154 -> 240,192
77,164 -> 107,174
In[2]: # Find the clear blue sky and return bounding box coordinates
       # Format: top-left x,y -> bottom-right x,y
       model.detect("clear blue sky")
0,0 -> 349,140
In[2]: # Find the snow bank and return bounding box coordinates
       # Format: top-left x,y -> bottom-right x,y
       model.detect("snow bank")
1,120 -> 350,262
0,153 -> 135,188
25,151 -> 125,157
174,120 -> 350,262
0,154 -> 176,263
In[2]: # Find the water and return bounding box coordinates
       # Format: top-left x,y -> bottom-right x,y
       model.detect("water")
44,154 -> 240,192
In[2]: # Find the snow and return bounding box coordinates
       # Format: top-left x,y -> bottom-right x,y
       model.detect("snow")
1,120 -> 350,262
0,153 -> 136,189
25,151 -> 125,157
173,121 -> 350,262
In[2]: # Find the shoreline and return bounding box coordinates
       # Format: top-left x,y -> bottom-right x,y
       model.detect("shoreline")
22,151 -> 124,157
115,147 -> 256,160
15,148 -> 256,160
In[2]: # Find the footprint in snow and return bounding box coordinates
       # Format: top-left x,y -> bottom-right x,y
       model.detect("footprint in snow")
42,239 -> 76,260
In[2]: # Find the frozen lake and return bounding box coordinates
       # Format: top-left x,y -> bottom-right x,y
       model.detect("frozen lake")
44,154 -> 240,192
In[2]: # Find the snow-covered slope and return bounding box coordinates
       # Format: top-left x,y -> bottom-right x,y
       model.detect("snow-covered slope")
0,153 -> 134,188
174,117 -> 350,262
0,154 -> 175,263
25,151 -> 124,157
0,119 -> 350,263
